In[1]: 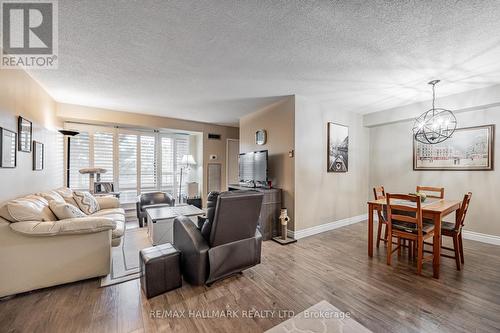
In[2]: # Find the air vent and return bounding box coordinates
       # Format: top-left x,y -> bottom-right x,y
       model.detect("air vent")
208,133 -> 221,140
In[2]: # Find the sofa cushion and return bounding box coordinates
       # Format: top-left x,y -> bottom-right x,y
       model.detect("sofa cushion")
49,201 -> 86,220
91,208 -> 125,217
37,190 -> 66,204
73,191 -> 100,215
55,188 -> 80,207
0,195 -> 56,222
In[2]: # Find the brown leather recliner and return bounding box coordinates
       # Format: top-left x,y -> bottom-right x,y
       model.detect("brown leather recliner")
136,192 -> 175,227
173,191 -> 264,285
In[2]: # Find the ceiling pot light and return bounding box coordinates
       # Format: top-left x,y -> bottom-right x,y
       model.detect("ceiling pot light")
412,80 -> 457,145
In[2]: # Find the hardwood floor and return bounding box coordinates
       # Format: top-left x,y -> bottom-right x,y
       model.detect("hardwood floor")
1,222 -> 500,333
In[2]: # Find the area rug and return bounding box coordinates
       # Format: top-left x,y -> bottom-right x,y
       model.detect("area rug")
100,227 -> 151,287
265,300 -> 372,333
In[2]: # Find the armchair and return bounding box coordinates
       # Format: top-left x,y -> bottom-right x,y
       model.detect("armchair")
136,192 -> 175,227
174,190 -> 264,285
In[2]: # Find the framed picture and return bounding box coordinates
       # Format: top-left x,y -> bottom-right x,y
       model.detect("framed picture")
413,124 -> 495,171
18,116 -> 32,152
327,122 -> 349,172
33,141 -> 44,171
0,128 -> 17,168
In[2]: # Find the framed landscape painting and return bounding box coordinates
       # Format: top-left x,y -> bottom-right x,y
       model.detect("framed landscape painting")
327,122 -> 349,172
413,125 -> 495,171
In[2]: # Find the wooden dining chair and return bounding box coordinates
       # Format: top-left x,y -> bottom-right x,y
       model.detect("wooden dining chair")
373,186 -> 388,248
416,186 -> 445,199
386,193 -> 435,275
433,192 -> 472,271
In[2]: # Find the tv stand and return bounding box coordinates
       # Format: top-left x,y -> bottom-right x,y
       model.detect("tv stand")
228,184 -> 281,241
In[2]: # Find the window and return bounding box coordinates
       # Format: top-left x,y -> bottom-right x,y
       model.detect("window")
140,135 -> 156,191
69,132 -> 90,190
119,133 -> 138,203
94,132 -> 114,182
66,125 -> 195,204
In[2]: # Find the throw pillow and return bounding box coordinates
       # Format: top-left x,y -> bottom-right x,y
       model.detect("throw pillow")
49,201 -> 86,220
201,219 -> 213,241
38,190 -> 66,203
72,191 -> 100,215
55,188 -> 80,207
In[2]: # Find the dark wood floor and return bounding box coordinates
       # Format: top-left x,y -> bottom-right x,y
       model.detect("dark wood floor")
1,222 -> 500,333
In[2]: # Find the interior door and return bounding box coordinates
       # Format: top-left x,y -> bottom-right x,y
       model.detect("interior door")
226,139 -> 239,186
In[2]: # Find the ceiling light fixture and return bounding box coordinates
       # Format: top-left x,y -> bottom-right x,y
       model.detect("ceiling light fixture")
412,80 -> 457,144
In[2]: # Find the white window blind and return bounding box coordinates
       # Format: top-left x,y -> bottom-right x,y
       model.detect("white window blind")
161,136 -> 175,194
94,132 -> 114,182
140,135 -> 156,191
69,132 -> 90,190
55,132 -> 64,187
119,133 -> 138,203
175,136 -> 190,198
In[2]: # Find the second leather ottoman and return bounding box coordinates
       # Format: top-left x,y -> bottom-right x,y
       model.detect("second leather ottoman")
140,243 -> 182,298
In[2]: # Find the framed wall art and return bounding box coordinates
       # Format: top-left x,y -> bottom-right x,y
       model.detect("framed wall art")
327,122 -> 349,173
1,127 -> 17,168
413,124 -> 494,171
33,141 -> 44,171
18,116 -> 32,152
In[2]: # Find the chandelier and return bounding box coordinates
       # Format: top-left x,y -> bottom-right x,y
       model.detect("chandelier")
412,80 -> 457,144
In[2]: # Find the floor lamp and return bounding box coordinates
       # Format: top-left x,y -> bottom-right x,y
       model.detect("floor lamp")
59,130 -> 80,187
179,154 -> 196,204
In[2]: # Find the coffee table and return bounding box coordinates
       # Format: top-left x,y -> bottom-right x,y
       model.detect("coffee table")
146,205 -> 205,245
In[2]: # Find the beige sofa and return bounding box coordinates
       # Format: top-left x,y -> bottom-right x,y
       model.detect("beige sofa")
0,188 -> 125,298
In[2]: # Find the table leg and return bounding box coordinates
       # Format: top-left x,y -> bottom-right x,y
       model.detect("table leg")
433,214 -> 441,279
368,203 -> 374,257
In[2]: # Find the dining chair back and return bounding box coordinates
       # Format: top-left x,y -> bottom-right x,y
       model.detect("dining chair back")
436,192 -> 472,271
373,186 -> 387,247
386,193 -> 435,275
416,186 -> 444,199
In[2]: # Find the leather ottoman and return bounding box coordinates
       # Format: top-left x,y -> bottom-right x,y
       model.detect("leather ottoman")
140,243 -> 182,298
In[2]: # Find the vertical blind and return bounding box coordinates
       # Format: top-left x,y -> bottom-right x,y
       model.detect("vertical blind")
69,132 -> 90,189
67,126 -> 192,203
94,132 -> 114,182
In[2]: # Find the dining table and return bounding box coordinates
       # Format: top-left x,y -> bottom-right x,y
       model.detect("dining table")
367,197 -> 462,278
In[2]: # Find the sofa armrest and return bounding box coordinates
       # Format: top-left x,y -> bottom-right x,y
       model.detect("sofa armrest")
95,196 -> 120,210
174,216 -> 209,285
9,217 -> 116,236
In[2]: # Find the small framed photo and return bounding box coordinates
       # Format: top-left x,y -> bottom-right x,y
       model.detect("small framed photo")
33,141 -> 44,171
1,127 -> 17,168
18,116 -> 32,152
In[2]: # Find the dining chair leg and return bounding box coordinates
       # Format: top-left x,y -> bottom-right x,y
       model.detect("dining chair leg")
459,233 -> 464,264
453,235 -> 461,271
384,224 -> 389,245
376,220 -> 383,248
408,240 -> 413,259
397,237 -> 401,257
417,237 -> 423,275
387,232 -> 392,266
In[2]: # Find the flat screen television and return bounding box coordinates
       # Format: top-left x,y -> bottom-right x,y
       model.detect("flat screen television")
239,150 -> 268,187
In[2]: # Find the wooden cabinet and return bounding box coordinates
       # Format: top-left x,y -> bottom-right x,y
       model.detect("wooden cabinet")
228,185 -> 282,241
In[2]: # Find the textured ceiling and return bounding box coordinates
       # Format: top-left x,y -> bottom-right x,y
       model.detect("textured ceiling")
28,0 -> 500,126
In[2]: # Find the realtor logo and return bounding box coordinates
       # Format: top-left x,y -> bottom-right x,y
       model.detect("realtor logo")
1,0 -> 58,69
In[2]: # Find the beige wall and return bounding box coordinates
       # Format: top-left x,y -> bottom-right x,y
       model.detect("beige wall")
0,70 -> 63,202
239,97 -> 295,228
294,96 -> 370,231
57,103 -> 239,203
369,107 -> 500,236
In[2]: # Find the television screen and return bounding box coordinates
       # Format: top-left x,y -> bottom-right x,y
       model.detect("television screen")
239,150 -> 268,185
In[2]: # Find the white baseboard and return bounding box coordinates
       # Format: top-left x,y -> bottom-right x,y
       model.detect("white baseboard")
462,230 -> 500,246
285,213 -> 500,246
287,214 -> 367,240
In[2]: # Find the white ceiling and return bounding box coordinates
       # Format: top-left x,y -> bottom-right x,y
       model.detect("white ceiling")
29,0 -> 500,126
